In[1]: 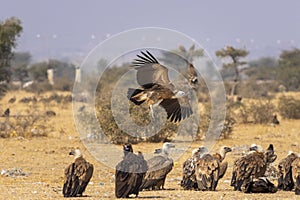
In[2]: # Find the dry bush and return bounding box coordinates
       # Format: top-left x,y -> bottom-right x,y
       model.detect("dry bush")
196,103 -> 235,140
227,100 -> 276,124
0,106 -> 54,138
24,81 -> 53,93
278,95 -> 300,119
236,80 -> 278,98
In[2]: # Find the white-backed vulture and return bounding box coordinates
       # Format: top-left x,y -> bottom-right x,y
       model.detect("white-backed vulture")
194,153 -> 220,191
115,143 -> 148,198
213,146 -> 232,179
277,151 -> 298,191
63,149 -> 94,197
127,51 -> 193,123
231,144 -> 277,192
292,156 -> 300,195
181,146 -> 208,190
140,142 -> 175,190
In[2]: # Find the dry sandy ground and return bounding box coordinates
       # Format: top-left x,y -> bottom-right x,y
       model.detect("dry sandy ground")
1,91 -> 300,200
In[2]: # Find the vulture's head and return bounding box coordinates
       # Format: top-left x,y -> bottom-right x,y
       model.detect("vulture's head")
123,143 -> 133,153
155,142 -> 175,155
69,148 -> 82,159
265,144 -> 277,163
123,143 -> 133,156
249,143 -> 264,153
174,90 -> 186,98
220,146 -> 232,154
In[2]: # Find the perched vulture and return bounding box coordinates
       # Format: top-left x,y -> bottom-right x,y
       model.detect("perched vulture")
231,144 -> 277,192
115,143 -> 148,198
244,177 -> 277,193
277,151 -> 298,191
8,96 -> 16,103
127,51 -> 193,123
3,108 -> 10,117
292,156 -> 300,195
181,146 -> 208,190
63,149 -> 94,197
212,146 -> 232,179
272,114 -> 280,125
140,142 -> 175,190
194,153 -> 220,191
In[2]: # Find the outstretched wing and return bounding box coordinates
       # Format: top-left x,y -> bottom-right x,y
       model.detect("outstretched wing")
132,51 -> 173,89
159,96 -> 192,123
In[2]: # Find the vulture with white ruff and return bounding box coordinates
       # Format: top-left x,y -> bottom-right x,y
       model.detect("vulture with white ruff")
277,151 -> 298,191
140,142 -> 175,190
231,144 -> 277,192
115,143 -> 148,198
127,51 -> 193,123
63,149 -> 94,197
181,146 -> 208,190
292,156 -> 300,195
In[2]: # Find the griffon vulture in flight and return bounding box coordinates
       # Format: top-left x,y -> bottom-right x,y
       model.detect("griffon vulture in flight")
140,142 -> 175,190
231,144 -> 277,192
181,146 -> 208,190
292,155 -> 300,195
127,51 -> 193,123
115,143 -> 148,198
63,149 -> 94,197
277,151 -> 298,191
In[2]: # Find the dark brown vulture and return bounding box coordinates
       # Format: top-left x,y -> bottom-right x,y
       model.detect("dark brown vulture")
140,142 -> 175,190
8,96 -> 16,103
230,144 -> 277,192
272,114 -> 280,125
244,177 -> 277,193
115,143 -> 148,198
292,156 -> 300,195
212,146 -> 232,179
194,153 -> 220,191
63,149 -> 94,197
3,108 -> 10,117
127,51 -> 193,123
181,146 -> 208,190
277,151 -> 298,191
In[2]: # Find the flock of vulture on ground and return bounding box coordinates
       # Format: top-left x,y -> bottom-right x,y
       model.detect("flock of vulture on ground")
62,142 -> 300,198
61,51 -> 299,197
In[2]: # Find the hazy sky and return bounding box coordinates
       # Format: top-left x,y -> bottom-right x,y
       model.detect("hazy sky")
1,0 -> 299,61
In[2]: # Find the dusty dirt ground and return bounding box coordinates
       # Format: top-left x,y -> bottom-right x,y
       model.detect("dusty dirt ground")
1,91 -> 300,200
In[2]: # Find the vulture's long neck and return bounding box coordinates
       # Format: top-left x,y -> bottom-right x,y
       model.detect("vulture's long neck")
219,148 -> 227,161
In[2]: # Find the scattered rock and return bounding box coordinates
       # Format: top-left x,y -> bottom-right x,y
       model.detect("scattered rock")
1,168 -> 30,177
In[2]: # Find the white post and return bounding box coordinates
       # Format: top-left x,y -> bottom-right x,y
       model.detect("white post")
47,68 -> 54,85
75,67 -> 81,83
